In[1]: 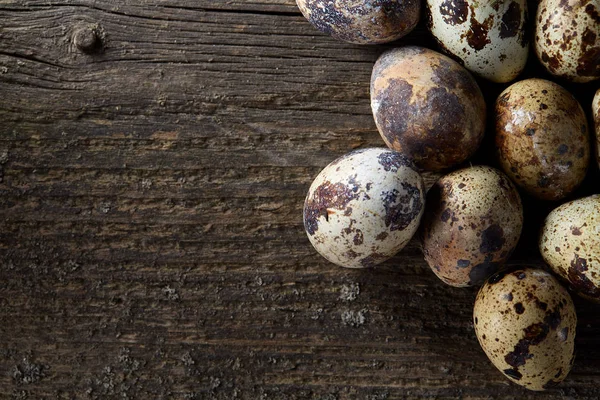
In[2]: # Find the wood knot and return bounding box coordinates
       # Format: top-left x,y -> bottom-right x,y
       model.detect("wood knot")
73,25 -> 102,53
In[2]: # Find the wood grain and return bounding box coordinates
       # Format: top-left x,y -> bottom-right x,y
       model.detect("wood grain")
1,1 -> 599,399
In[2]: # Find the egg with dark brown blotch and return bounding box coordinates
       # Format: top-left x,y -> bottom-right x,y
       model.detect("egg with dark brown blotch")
303,148 -> 425,268
426,0 -> 529,83
421,166 -> 523,287
594,90 -> 600,169
371,46 -> 486,171
296,0 -> 421,44
474,269 -> 577,391
540,195 -> 600,302
495,79 -> 590,201
535,0 -> 600,83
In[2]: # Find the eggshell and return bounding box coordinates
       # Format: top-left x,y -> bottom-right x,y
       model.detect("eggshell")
594,90 -> 600,169
540,195 -> 600,302
495,78 -> 590,201
371,46 -> 486,171
296,0 -> 421,44
426,0 -> 529,82
421,166 -> 523,287
535,0 -> 600,83
303,148 -> 425,268
474,269 -> 577,391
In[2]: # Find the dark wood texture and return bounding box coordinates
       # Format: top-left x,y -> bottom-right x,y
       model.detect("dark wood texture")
1,1 -> 599,398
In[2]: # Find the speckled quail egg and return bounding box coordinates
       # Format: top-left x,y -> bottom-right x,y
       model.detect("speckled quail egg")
421,166 -> 523,287
474,269 -> 577,391
540,195 -> 600,302
296,0 -> 421,44
426,0 -> 529,82
371,46 -> 486,171
495,79 -> 590,201
303,148 -> 425,268
535,0 -> 600,83
594,90 -> 600,169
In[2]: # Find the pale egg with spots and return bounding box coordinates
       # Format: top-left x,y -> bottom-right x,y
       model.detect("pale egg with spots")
303,148 -> 425,268
426,0 -> 529,82
474,269 -> 576,391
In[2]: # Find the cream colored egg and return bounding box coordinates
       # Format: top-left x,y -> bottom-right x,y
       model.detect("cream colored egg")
303,148 -> 425,268
535,0 -> 600,82
495,79 -> 590,201
474,269 -> 576,391
540,195 -> 600,302
426,0 -> 529,82
421,166 -> 523,287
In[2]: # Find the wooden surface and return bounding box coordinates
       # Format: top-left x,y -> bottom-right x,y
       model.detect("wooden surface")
1,1 -> 599,398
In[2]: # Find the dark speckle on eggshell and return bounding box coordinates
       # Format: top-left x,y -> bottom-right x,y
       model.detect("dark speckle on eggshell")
567,254 -> 600,299
304,181 -> 358,235
480,224 -> 506,253
586,4 -> 600,23
504,321 -> 550,368
514,302 -> 525,314
465,10 -> 493,50
377,151 -> 415,172
382,183 -> 424,231
439,0 -> 469,25
541,52 -> 561,73
499,2 -> 522,38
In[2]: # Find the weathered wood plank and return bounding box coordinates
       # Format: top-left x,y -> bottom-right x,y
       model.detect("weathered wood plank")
1,0 -> 600,399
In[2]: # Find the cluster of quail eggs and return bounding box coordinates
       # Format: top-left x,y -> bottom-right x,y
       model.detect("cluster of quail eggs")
298,0 -> 600,392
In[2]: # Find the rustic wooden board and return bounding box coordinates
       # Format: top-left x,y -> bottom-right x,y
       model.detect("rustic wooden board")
1,1 -> 599,398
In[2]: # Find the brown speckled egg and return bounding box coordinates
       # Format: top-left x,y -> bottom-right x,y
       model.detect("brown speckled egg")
371,46 -> 486,171
421,166 -> 523,287
296,0 -> 421,44
474,269 -> 577,391
426,0 -> 529,83
495,79 -> 590,201
535,0 -> 600,83
303,148 -> 425,268
540,195 -> 600,302
594,90 -> 600,169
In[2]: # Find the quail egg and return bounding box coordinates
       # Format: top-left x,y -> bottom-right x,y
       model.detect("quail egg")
371,46 -> 486,171
421,166 -> 523,287
535,0 -> 600,82
540,195 -> 600,302
474,269 -> 577,391
303,148 -> 425,268
426,0 -> 529,82
495,79 -> 590,201
296,0 -> 421,44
